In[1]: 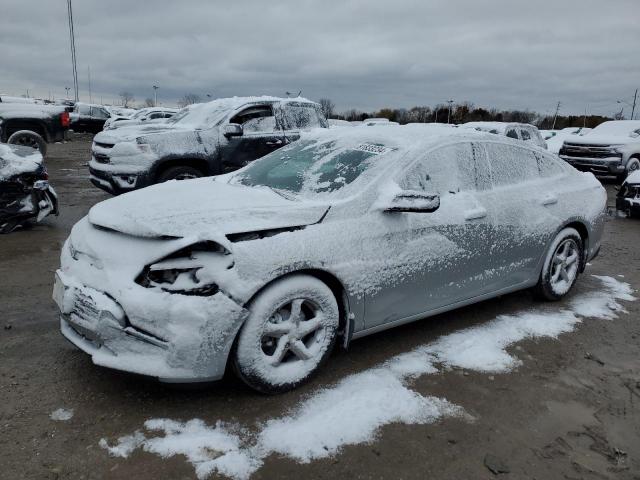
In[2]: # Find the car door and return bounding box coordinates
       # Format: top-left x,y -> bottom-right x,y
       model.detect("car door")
220,104 -> 285,171
474,140 -> 550,289
363,141 -> 498,329
89,106 -> 110,133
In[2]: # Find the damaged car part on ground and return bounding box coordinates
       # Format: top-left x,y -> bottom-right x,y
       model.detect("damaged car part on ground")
54,125 -> 606,393
616,170 -> 640,218
88,96 -> 328,195
0,143 -> 58,233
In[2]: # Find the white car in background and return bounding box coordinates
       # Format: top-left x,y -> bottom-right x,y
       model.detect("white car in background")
103,107 -> 178,130
463,122 -> 547,149
542,127 -> 592,154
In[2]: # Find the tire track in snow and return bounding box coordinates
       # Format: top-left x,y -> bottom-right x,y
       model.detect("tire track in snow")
99,275 -> 636,479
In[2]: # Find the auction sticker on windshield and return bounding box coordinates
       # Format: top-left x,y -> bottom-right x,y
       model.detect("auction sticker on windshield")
354,143 -> 394,155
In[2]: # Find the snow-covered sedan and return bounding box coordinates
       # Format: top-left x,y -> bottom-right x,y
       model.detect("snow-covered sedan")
463,122 -> 547,149
102,107 -> 178,130
54,126 -> 606,393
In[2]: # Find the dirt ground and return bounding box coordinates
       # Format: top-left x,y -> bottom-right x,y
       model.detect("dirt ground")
1,135 -> 639,480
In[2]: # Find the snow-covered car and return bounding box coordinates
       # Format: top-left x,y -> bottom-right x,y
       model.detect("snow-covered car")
103,107 -> 178,130
0,143 -> 58,233
616,170 -> 640,218
0,103 -> 70,156
328,119 -> 353,128
363,118 -> 399,126
54,126 -> 605,393
559,120 -> 640,182
463,122 -> 547,149
88,96 -> 328,194
543,127 -> 592,154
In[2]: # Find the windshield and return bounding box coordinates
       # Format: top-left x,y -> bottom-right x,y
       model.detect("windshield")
166,104 -> 230,128
232,139 -> 395,199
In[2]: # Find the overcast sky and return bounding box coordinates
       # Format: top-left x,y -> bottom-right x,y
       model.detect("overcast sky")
1,0 -> 638,116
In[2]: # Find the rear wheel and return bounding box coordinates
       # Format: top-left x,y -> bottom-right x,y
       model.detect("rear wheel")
233,275 -> 339,394
534,227 -> 583,301
8,130 -> 47,156
157,166 -> 203,183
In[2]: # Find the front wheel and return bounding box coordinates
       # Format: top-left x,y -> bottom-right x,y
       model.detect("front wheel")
617,157 -> 640,183
8,130 -> 47,156
233,275 -> 339,394
156,166 -> 203,183
534,227 -> 583,301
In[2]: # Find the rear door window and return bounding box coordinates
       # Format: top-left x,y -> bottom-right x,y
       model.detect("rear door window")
506,128 -> 519,139
482,142 -> 540,187
535,151 -> 566,177
520,128 -> 531,141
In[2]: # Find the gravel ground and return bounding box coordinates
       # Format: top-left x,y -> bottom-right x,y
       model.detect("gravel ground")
1,135 -> 639,480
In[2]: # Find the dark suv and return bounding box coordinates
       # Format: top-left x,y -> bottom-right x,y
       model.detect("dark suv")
89,96 -> 327,194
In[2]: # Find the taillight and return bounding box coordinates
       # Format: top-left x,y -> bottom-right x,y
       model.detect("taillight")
60,111 -> 70,128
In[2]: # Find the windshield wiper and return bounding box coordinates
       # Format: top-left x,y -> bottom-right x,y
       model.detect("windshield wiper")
267,186 -> 298,201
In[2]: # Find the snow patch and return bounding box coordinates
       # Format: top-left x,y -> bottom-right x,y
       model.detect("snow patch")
50,408 -> 74,421
99,275 -> 635,479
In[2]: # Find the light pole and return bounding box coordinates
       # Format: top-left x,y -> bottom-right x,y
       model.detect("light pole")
65,87 -> 70,99
447,100 -> 454,124
153,85 -> 159,107
618,89 -> 637,120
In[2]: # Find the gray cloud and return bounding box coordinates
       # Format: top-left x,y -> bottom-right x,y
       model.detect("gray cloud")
1,0 -> 638,116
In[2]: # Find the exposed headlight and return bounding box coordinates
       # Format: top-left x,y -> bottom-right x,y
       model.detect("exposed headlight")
136,241 -> 232,296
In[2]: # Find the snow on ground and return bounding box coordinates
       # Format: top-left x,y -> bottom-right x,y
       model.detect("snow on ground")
50,408 -> 74,421
99,275 -> 635,479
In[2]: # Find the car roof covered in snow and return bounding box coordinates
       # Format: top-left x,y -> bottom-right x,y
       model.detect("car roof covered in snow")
463,121 -> 536,134
298,123 -> 505,152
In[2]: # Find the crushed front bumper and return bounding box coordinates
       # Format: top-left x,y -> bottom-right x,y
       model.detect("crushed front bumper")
54,270 -> 249,382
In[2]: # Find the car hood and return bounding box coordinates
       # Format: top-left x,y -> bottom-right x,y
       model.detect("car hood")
94,123 -> 195,144
87,177 -> 329,239
564,134 -> 640,146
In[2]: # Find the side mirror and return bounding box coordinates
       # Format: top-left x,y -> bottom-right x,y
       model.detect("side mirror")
224,123 -> 243,138
384,190 -> 440,213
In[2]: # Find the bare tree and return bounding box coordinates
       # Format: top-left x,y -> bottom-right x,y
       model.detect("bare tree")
178,93 -> 202,108
144,98 -> 155,107
119,91 -> 135,108
318,98 -> 335,119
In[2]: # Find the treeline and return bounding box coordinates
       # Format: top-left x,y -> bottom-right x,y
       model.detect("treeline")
322,100 -> 612,129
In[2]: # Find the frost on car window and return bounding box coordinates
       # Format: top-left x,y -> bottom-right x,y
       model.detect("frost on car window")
520,129 -> 531,141
243,116 -> 276,133
401,142 -> 475,194
506,129 -> 519,139
235,139 -> 386,196
484,143 -> 539,186
535,152 -> 566,177
284,104 -> 324,130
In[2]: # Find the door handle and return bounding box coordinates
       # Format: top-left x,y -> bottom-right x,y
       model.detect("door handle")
464,207 -> 487,221
540,195 -> 558,206
265,139 -> 283,146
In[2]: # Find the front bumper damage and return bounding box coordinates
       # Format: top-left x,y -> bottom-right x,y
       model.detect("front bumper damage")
54,268 -> 249,382
0,180 -> 58,233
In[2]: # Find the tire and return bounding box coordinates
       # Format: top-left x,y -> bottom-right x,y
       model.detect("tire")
156,166 -> 203,183
7,130 -> 47,156
618,157 -> 640,183
233,275 -> 340,394
534,227 -> 583,301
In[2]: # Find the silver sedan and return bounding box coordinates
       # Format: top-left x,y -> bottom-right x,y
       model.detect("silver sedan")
53,125 -> 606,393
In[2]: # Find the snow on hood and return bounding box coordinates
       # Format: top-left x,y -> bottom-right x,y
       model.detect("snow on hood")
88,177 -> 329,238
569,121 -> 640,145
94,123 -> 193,144
0,143 -> 43,180
624,170 -> 640,185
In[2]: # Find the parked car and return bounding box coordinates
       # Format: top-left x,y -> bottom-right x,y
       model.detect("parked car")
54,126 -> 605,392
328,119 -> 354,128
103,107 -> 178,130
0,95 -> 37,104
88,96 -> 328,194
543,127 -> 593,154
0,103 -> 70,156
616,170 -> 640,218
463,122 -> 547,149
69,103 -> 112,134
559,120 -> 640,182
0,143 -> 58,233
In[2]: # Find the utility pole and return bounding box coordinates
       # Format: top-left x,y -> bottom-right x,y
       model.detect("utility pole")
88,65 -> 92,104
447,100 -> 454,124
552,101 -> 561,130
67,0 -> 79,102
65,87 -> 70,99
632,88 -> 638,120
153,85 -> 159,106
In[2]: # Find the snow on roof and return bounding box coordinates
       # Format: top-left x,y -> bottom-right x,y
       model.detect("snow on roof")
591,120 -> 640,135
0,143 -> 43,180
168,96 -> 319,128
0,103 -> 66,119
